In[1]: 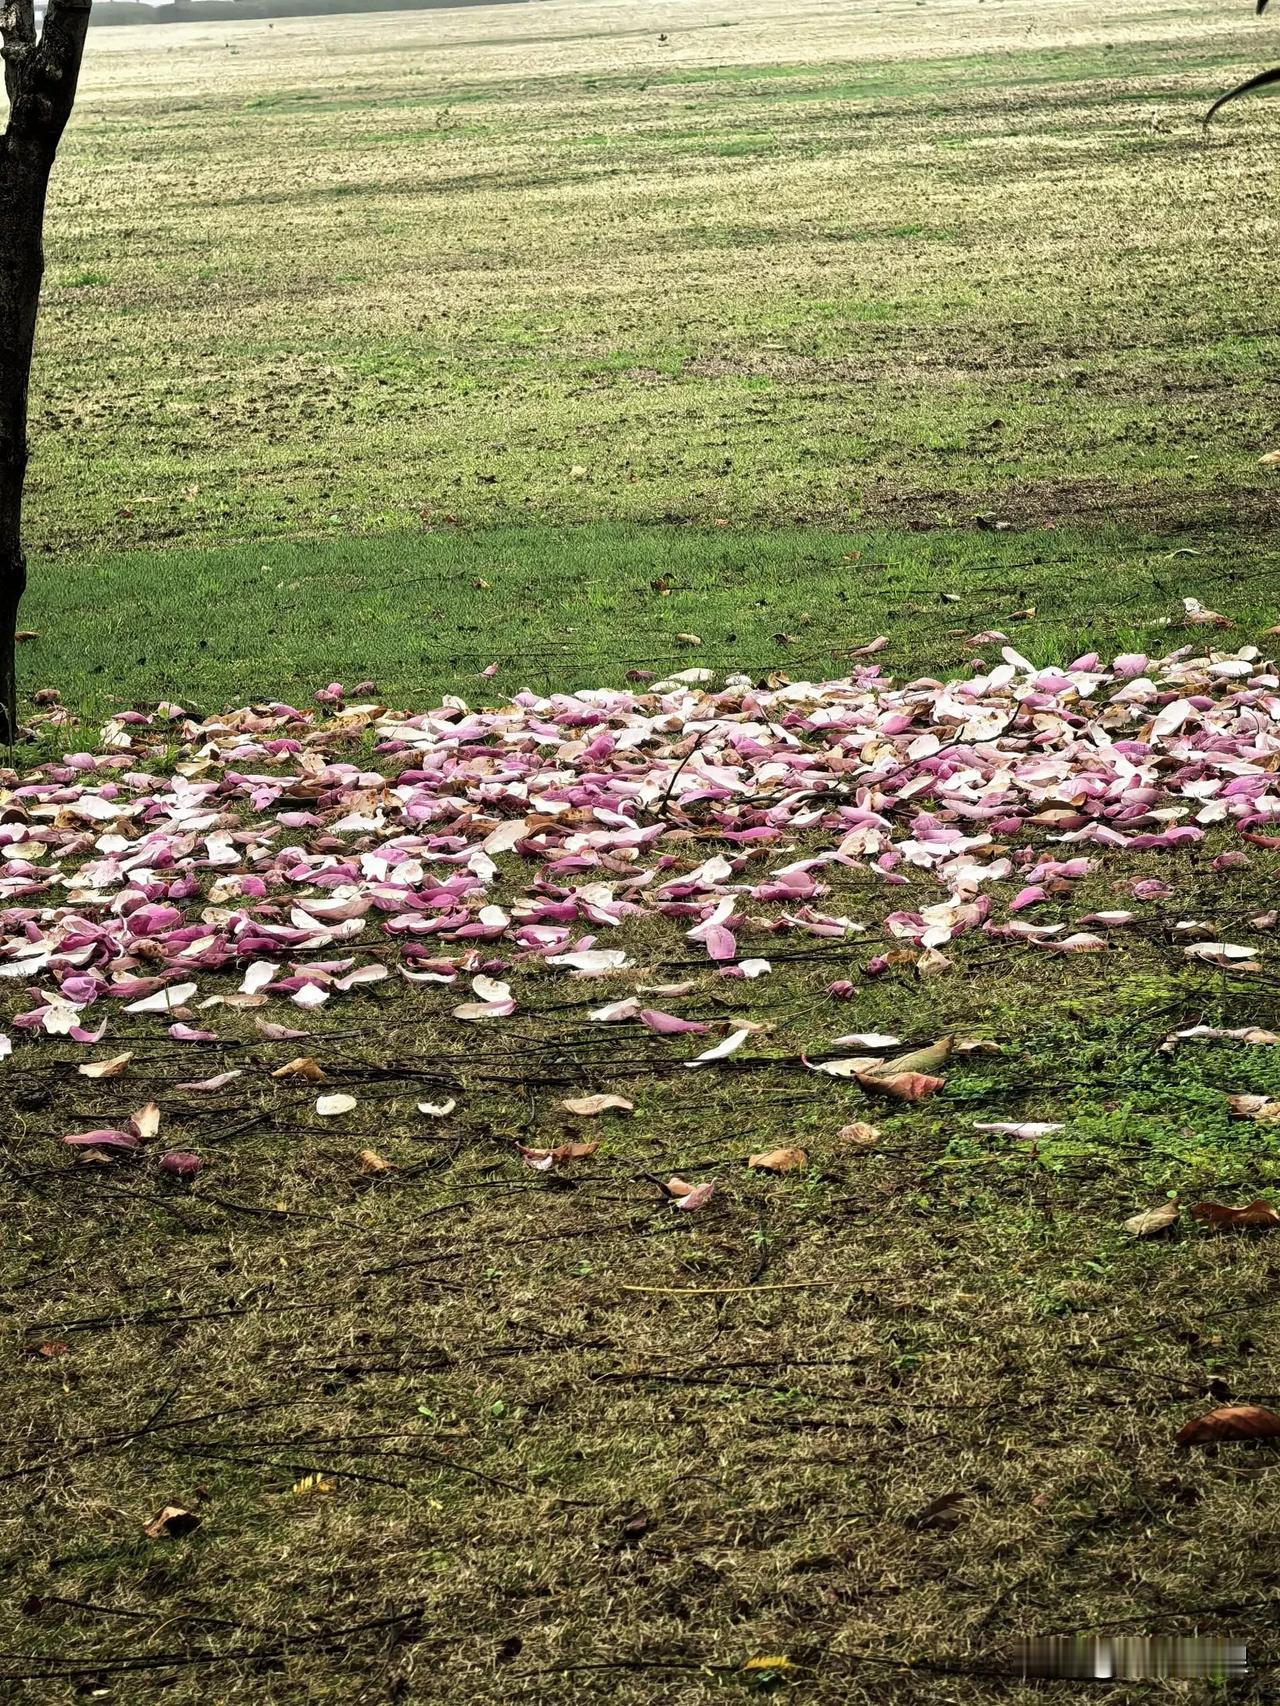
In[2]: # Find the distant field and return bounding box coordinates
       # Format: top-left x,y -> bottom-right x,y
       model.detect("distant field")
29,0 -> 1280,560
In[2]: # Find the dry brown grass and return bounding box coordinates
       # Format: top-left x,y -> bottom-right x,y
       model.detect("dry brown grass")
24,0 -> 1280,553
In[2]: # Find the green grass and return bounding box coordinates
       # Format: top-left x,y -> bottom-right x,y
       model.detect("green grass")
9,0 -> 1280,1697
22,517 -> 1279,719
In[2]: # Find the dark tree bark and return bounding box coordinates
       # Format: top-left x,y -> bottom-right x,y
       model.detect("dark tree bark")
0,0 -> 91,742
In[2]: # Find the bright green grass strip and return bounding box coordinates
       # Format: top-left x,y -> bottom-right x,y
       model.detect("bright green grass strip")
22,520 -> 1278,720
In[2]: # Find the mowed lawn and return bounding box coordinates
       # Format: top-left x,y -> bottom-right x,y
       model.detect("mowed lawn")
20,0 -> 1280,714
7,5 -> 1280,1704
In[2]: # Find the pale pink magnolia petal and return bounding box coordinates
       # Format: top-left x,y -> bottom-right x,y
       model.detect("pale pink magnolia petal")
169,1023 -> 218,1043
673,1181 -> 717,1211
177,1070 -> 242,1092
803,1055 -> 880,1078
254,1018 -> 310,1041
546,948 -> 631,975
482,818 -> 529,855
69,1021 -> 110,1045
63,1128 -> 140,1151
160,1150 -> 202,1177
685,1028 -> 751,1067
452,999 -> 516,1021
517,1145 -> 555,1172
973,1121 -> 1065,1139
130,1102 -> 161,1140
1010,886 -> 1048,912
332,964 -> 388,991
702,923 -> 737,962
1184,941 -> 1260,964
292,983 -> 331,1009
639,1009 -> 710,1036
124,981 -> 197,1014
417,1098 -> 457,1117
316,1093 -> 358,1117
240,960 -> 278,995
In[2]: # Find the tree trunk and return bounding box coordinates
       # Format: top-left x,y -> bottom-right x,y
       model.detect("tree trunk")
0,0 -> 94,743
0,146 -> 45,743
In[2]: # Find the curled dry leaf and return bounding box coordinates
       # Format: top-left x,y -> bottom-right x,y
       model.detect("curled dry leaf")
561,1093 -> 634,1117
747,1147 -> 807,1174
855,1068 -> 945,1103
904,1490 -> 968,1531
316,1093 -> 358,1118
144,1503 -> 201,1539
1191,1199 -> 1280,1231
868,1037 -> 953,1077
1226,1093 -> 1280,1124
78,1052 -> 133,1079
1176,1405 -> 1280,1447
271,1056 -> 328,1082
359,1148 -> 394,1174
916,947 -> 953,979
1123,1200 -> 1179,1238
518,1140 -> 600,1169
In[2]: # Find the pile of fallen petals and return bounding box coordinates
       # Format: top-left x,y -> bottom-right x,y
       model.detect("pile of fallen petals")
1,639 -> 1277,1059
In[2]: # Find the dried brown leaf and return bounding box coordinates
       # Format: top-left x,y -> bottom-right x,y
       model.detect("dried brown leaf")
1124,1201 -> 1179,1238
144,1503 -> 202,1539
1191,1199 -> 1280,1231
561,1093 -> 634,1117
1176,1405 -> 1280,1446
1226,1093 -> 1280,1123
747,1147 -> 808,1174
855,1069 -> 945,1103
77,1052 -> 133,1080
272,1056 -> 328,1082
